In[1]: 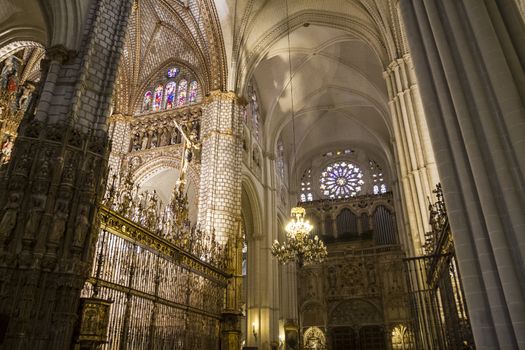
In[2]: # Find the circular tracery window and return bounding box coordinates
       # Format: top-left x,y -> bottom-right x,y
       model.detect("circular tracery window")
320,161 -> 364,198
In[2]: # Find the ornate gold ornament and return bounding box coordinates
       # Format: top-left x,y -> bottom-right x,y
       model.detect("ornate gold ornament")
271,207 -> 327,268
77,297 -> 112,345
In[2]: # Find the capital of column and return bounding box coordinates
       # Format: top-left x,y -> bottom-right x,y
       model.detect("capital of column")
203,90 -> 245,105
383,54 -> 418,95
46,45 -> 76,64
108,113 -> 133,123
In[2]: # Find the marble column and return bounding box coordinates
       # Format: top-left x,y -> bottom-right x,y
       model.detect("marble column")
197,91 -> 244,350
400,0 -> 525,348
0,0 -> 133,348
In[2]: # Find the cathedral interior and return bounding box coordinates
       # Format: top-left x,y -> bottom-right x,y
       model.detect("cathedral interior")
0,0 -> 524,349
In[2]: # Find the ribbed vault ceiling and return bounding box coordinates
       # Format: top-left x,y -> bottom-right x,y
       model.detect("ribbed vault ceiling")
218,0 -> 406,180
114,0 -> 226,115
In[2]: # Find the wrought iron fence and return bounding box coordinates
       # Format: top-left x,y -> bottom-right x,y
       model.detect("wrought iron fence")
403,184 -> 475,350
79,206 -> 229,350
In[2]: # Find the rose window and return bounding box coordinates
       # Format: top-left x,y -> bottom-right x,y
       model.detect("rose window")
320,161 -> 364,198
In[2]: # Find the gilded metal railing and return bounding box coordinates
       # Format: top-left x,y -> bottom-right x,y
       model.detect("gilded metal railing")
404,184 -> 475,350
80,206 -> 229,350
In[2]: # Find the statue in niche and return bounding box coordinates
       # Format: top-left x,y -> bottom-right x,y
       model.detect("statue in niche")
132,133 -> 141,151
171,129 -> 181,144
24,184 -> 47,241
144,191 -> 158,230
171,181 -> 188,227
48,197 -> 69,243
62,160 -> 76,185
0,137 -> 14,165
366,262 -> 377,294
0,57 -> 16,91
160,128 -> 170,146
141,132 -> 148,149
17,83 -> 34,112
73,205 -> 90,248
0,191 -> 21,243
306,272 -> 317,298
150,132 -> 158,148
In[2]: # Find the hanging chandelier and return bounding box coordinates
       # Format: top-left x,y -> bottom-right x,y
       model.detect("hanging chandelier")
272,207 -> 327,268
270,0 -> 327,268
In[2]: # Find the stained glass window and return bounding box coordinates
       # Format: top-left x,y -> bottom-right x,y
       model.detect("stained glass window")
188,80 -> 198,103
369,159 -> 387,194
276,140 -> 285,180
320,161 -> 364,199
141,68 -> 197,113
152,84 -> 163,111
167,67 -> 179,78
143,90 -> 152,111
251,92 -> 260,140
322,149 -> 353,157
177,79 -> 188,106
164,81 -> 176,109
300,168 -> 313,202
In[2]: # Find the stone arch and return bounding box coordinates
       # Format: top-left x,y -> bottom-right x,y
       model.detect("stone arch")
130,154 -> 200,190
129,154 -> 200,224
0,41 -> 44,63
369,200 -> 395,216
241,175 -> 264,240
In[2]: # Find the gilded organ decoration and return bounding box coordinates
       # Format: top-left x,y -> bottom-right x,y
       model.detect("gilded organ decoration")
298,194 -> 412,349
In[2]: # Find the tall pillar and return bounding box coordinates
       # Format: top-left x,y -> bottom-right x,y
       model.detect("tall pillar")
0,0 -> 132,348
245,152 -> 282,349
197,91 -> 243,349
384,55 -> 440,255
400,0 -> 525,348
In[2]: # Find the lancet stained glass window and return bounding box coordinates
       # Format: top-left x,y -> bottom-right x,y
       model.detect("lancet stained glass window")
164,81 -> 176,109
177,79 -> 188,106
140,67 -> 199,113
300,168 -> 313,202
369,159 -> 387,194
153,84 -> 163,111
188,80 -> 198,103
143,91 -> 152,111
320,161 -> 364,198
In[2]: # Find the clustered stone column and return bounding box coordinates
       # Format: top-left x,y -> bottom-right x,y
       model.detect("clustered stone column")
400,0 -> 525,349
197,91 -> 244,350
384,54 -> 440,256
0,0 -> 132,348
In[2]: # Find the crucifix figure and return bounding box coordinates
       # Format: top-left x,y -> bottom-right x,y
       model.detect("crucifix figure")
170,119 -> 200,227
